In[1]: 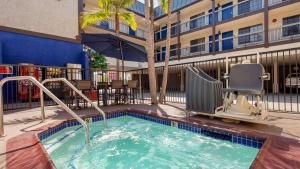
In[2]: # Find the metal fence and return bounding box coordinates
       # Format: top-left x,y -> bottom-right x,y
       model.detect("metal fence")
1,47 -> 299,113
0,64 -> 140,111
131,47 -> 300,113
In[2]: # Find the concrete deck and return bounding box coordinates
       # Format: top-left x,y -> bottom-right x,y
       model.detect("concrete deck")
1,103 -> 300,168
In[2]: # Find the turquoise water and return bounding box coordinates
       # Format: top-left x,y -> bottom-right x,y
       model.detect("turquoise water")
42,116 -> 259,169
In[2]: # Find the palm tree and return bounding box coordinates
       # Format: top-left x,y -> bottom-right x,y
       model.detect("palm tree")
144,0 -> 158,104
159,0 -> 173,103
81,0 -> 137,80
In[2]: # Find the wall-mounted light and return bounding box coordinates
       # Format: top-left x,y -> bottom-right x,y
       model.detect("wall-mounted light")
218,31 -> 221,35
272,18 -> 277,23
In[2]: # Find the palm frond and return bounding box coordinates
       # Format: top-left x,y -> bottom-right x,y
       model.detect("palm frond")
119,12 -> 137,31
120,0 -> 137,8
159,0 -> 168,13
98,0 -> 111,11
110,0 -> 136,9
81,11 -> 112,28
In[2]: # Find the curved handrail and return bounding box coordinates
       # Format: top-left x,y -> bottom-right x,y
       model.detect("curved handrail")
41,78 -> 107,127
0,76 -> 90,144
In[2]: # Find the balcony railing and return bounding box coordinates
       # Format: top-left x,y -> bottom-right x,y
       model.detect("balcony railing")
269,22 -> 300,43
154,24 -> 179,41
180,14 -> 210,34
216,0 -> 264,22
154,0 -> 264,41
96,21 -> 146,39
154,22 -> 300,62
154,30 -> 264,62
235,30 -> 264,48
268,0 -> 289,6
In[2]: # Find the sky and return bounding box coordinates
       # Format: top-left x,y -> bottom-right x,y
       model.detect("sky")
138,0 -> 159,7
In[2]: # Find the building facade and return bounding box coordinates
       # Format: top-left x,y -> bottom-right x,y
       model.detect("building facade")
86,0 -> 300,90
0,0 -> 87,67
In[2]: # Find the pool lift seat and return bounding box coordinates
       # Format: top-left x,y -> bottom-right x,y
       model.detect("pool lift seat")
215,63 -> 270,122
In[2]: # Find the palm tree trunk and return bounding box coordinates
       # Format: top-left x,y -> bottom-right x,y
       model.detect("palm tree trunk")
115,13 -> 121,80
159,0 -> 173,103
144,0 -> 158,104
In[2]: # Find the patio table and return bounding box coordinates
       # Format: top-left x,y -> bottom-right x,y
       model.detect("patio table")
97,84 -> 128,106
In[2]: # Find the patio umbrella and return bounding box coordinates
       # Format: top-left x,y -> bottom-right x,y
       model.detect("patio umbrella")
81,33 -> 147,80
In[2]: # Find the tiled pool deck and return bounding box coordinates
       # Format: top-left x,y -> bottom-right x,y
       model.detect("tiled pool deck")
1,104 -> 300,169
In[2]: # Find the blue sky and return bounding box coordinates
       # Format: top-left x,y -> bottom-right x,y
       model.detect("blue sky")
138,0 -> 159,7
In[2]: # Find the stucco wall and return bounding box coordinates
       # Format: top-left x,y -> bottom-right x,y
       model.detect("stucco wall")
0,0 -> 80,39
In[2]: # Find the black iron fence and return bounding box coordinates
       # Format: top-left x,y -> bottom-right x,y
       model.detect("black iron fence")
0,64 -> 139,110
1,47 -> 300,113
130,47 -> 300,113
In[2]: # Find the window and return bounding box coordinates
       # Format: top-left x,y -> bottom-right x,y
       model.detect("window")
190,38 -> 205,54
208,8 -> 218,24
161,26 -> 167,39
155,49 -> 161,62
209,35 -> 219,52
99,21 -> 109,29
238,0 -> 262,15
238,24 -> 263,45
155,31 -> 161,40
129,27 -> 136,36
283,15 -> 300,37
161,47 -> 166,61
171,23 -> 178,35
222,31 -> 233,50
170,44 -> 179,58
190,12 -> 205,29
238,0 -> 250,15
222,2 -> 233,21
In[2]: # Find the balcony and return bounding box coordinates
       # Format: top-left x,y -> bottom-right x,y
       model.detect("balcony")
154,22 -> 300,62
215,0 -> 264,23
269,22 -> 300,43
154,0 -> 265,41
268,0 -> 290,6
154,30 -> 264,62
96,21 -> 146,39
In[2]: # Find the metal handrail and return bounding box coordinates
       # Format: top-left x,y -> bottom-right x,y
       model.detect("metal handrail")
41,78 -> 107,127
0,76 -> 90,144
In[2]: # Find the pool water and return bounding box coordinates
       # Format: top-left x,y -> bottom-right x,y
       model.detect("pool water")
42,116 -> 259,169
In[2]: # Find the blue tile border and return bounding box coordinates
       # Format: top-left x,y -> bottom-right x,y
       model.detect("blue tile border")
38,111 -> 265,149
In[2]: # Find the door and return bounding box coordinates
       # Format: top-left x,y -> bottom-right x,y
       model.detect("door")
155,49 -> 161,62
161,26 -> 167,39
129,27 -> 136,36
209,7 -> 219,25
161,47 -> 166,61
222,2 -> 233,21
222,31 -> 233,50
209,35 -> 219,52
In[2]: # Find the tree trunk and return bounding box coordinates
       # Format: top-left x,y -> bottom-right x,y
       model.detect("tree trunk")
159,0 -> 173,103
144,0 -> 158,104
115,13 -> 121,80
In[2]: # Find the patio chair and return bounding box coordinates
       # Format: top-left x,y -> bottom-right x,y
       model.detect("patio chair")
215,63 -> 270,121
97,82 -> 109,106
71,80 -> 92,109
111,80 -> 125,104
127,80 -> 138,104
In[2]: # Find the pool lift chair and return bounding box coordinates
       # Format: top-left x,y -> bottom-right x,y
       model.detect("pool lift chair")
215,61 -> 270,123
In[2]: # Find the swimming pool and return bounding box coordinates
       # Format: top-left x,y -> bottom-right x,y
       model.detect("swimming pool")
40,112 -> 263,169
